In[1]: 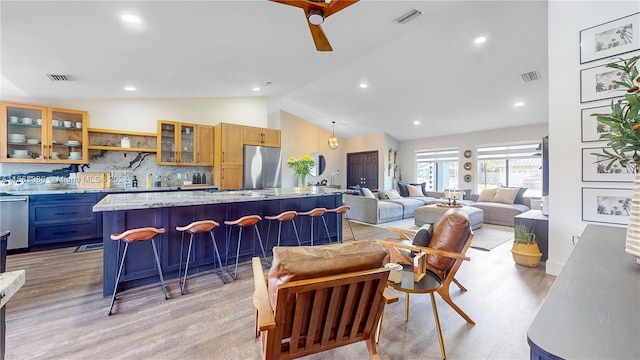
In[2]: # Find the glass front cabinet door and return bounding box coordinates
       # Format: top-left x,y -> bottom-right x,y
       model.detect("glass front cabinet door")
157,120 -> 197,165
1,102 -> 88,163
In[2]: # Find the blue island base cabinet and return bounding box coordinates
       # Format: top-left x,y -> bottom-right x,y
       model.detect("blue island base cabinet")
101,193 -> 342,296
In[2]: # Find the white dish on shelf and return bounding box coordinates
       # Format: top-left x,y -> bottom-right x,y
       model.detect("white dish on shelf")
66,140 -> 81,146
27,139 -> 39,144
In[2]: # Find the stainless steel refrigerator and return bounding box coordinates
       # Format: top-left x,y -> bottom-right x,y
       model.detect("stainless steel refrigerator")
243,145 -> 282,189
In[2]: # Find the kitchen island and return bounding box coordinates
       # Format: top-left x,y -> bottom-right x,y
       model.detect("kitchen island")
93,189 -> 343,296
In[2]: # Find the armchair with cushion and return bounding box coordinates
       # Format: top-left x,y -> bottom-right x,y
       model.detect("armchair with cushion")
379,208 -> 476,325
252,241 -> 398,360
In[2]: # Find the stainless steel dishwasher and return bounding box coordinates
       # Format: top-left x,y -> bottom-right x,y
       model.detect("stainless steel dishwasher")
0,196 -> 29,250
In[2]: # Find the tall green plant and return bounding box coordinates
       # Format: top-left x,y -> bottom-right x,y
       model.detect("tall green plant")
592,55 -> 640,172
514,224 -> 535,244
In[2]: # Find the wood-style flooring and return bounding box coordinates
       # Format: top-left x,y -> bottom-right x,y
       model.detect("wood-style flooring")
4,220 -> 555,360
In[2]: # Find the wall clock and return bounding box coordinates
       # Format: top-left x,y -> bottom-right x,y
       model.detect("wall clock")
464,174 -> 472,182
464,162 -> 472,171
463,150 -> 472,158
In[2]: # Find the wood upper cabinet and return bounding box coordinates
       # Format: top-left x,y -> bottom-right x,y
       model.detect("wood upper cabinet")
157,120 -> 197,166
196,125 -> 213,166
243,126 -> 281,147
1,102 -> 89,163
213,123 -> 243,189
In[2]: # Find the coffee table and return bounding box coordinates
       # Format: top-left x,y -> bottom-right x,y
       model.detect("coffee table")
415,204 -> 484,230
384,264 -> 446,359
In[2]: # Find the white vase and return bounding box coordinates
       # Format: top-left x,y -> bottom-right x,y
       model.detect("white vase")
626,172 -> 640,264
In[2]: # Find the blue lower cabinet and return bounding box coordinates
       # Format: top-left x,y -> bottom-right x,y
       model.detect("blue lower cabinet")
29,193 -> 100,249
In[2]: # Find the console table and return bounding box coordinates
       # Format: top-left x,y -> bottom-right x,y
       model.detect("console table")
514,210 -> 548,261
527,225 -> 640,359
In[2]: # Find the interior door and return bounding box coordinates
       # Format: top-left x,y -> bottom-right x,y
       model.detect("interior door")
347,150 -> 378,189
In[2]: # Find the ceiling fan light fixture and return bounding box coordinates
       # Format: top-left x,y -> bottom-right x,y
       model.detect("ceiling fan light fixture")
328,121 -> 339,150
308,9 -> 325,25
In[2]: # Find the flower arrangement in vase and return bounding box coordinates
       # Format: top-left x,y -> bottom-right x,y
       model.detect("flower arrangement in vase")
287,154 -> 315,188
593,54 -> 640,263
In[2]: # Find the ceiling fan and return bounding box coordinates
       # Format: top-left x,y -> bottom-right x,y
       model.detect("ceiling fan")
270,0 -> 359,51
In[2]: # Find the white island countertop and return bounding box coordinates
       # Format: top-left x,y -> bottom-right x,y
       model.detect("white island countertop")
0,270 -> 26,308
93,188 -> 344,212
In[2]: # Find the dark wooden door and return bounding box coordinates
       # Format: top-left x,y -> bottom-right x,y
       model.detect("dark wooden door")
347,151 -> 378,189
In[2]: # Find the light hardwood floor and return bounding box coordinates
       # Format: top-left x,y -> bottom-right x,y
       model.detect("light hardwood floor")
4,220 -> 555,360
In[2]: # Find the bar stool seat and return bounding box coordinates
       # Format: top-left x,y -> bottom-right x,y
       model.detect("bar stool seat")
326,205 -> 354,242
108,227 -> 167,315
296,208 -> 331,246
265,211 -> 302,248
177,220 -> 229,295
224,215 -> 268,280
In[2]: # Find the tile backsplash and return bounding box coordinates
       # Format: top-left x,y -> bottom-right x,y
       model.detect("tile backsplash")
0,150 -> 211,191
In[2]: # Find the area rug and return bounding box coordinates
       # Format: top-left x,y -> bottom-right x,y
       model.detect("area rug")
74,243 -> 103,253
350,219 -> 513,251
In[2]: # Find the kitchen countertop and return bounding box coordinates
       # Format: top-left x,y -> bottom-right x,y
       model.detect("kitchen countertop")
93,188 -> 339,212
3,185 -> 218,196
0,270 -> 25,308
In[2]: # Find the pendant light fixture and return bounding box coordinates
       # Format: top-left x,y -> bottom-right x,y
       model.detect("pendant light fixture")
328,121 -> 339,150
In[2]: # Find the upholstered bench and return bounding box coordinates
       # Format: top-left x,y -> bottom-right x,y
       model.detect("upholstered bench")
414,204 -> 484,230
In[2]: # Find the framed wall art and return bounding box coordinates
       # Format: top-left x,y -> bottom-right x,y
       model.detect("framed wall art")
582,147 -> 634,182
580,12 -> 640,64
581,103 -> 618,142
580,58 -> 639,103
582,187 -> 633,225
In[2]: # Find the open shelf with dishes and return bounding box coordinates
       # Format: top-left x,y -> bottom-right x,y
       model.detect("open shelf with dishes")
88,128 -> 157,152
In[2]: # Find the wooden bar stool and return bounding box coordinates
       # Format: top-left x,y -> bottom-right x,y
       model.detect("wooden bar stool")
108,227 -> 167,315
265,211 -> 302,248
224,215 -> 268,280
326,205 -> 354,242
296,208 -> 331,246
176,220 -> 229,295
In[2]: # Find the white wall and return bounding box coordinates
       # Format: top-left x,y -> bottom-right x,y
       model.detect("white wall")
14,97 -> 268,132
280,111 -> 345,187
547,1 -> 640,275
400,123 -> 548,191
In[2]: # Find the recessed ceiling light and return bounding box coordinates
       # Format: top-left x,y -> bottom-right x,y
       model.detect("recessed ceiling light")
413,121 -> 420,125
121,14 -> 141,23
124,86 -> 136,91
474,36 -> 487,44
359,83 -> 368,88
252,87 -> 260,91
514,102 -> 524,107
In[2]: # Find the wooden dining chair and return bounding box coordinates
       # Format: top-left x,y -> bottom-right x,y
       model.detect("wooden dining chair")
379,208 -> 476,325
252,241 -> 397,359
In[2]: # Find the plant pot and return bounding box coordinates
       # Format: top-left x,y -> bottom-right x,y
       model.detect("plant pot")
511,241 -> 542,267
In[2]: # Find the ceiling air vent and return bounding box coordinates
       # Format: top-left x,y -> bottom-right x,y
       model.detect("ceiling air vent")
47,74 -> 72,82
394,9 -> 423,24
520,70 -> 540,83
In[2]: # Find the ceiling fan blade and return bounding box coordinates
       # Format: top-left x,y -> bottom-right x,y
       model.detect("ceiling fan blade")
324,0 -> 359,18
307,22 -> 332,51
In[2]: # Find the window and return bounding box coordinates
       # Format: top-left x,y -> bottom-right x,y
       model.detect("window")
476,143 -> 542,197
415,148 -> 459,191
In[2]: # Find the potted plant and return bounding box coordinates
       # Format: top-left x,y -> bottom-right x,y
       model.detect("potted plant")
511,224 -> 542,267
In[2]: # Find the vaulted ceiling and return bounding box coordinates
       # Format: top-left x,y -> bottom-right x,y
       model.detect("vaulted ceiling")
1,0 -> 548,141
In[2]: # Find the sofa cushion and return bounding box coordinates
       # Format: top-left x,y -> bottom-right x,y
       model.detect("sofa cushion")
362,187 -> 376,198
493,187 -> 520,204
397,182 -> 409,197
478,188 -> 497,202
513,187 -> 528,204
410,182 -> 427,196
267,242 -> 389,310
349,184 -> 364,196
408,184 -> 424,197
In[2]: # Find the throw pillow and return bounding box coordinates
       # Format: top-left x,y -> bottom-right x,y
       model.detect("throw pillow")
407,184 -> 424,197
477,188 -> 497,202
493,187 -> 520,204
410,182 -> 427,196
397,182 -> 409,197
349,184 -> 364,196
514,187 -> 528,204
385,189 -> 402,200
362,187 -> 376,199
412,224 -> 433,247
